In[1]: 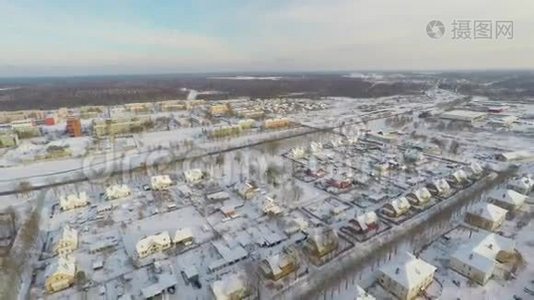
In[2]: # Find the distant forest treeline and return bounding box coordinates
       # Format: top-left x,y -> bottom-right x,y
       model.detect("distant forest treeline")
0,75 -> 428,111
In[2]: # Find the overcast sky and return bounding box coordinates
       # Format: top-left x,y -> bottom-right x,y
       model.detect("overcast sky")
1,0 -> 533,77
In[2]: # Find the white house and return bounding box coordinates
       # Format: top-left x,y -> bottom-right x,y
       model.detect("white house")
54,225 -> 78,256
465,203 -> 508,231
448,170 -> 468,186
173,228 -> 194,246
488,189 -> 527,211
378,252 -> 436,300
466,162 -> 484,179
382,197 -> 411,218
136,231 -> 172,259
105,184 -> 131,200
450,231 -> 516,285
407,187 -> 432,206
59,192 -> 88,211
184,169 -> 203,184
150,175 -> 173,190
427,178 -> 450,197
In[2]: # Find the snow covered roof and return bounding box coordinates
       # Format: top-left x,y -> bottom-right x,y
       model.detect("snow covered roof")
150,175 -> 172,189
410,187 -> 432,203
59,192 -> 88,208
135,231 -> 171,254
440,110 -> 486,121
355,285 -> 376,300
450,170 -> 468,182
354,211 -> 378,231
469,203 -> 508,222
173,228 -> 193,243
57,225 -> 78,249
389,197 -> 411,214
211,273 -> 246,300
263,253 -> 292,276
211,240 -> 248,264
45,255 -> 76,279
105,184 -> 131,199
466,162 -> 484,176
184,168 -> 203,182
379,252 -> 436,290
451,231 -> 515,275
488,189 -> 527,207
433,178 -> 450,192
508,176 -> 534,192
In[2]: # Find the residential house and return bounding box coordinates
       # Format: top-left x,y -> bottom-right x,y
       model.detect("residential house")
291,147 -> 306,159
184,169 -> 203,184
260,249 -> 299,281
264,118 -> 290,129
507,176 -> 533,195
136,231 -> 172,259
59,192 -> 89,211
209,104 -> 230,116
105,184 -> 131,200
151,175 -> 173,191
235,181 -> 257,200
173,228 -> 194,246
447,170 -> 469,187
326,176 -> 352,190
406,187 -> 432,206
382,197 -> 411,218
450,231 -> 516,285
211,273 -> 249,300
378,252 -> 436,300
350,211 -> 379,233
426,178 -> 451,197
45,256 -> 76,293
488,189 -> 527,211
305,227 -> 339,258
263,197 -> 283,216
465,203 -> 508,231
466,162 -> 484,179
54,225 -> 78,256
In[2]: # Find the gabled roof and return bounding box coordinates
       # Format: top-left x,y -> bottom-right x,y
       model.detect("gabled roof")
354,211 -> 378,230
410,187 -> 431,202
173,228 -> 193,243
489,189 -> 527,207
451,231 -> 515,274
379,252 -> 436,289
469,203 -> 507,222
389,197 -> 411,214
136,231 -> 171,254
